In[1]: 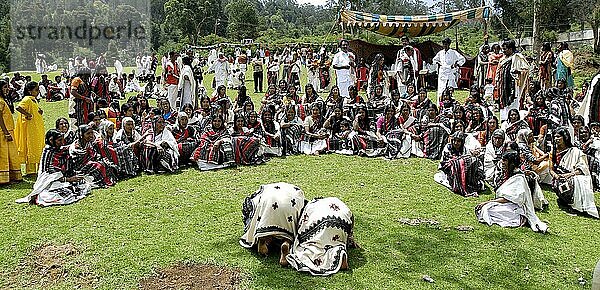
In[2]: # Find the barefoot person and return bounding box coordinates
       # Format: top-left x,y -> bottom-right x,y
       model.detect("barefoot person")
476,145 -> 549,232
240,182 -> 307,266
286,197 -> 357,276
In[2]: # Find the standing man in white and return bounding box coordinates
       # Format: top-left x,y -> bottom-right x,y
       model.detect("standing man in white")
433,37 -> 465,104
332,39 -> 355,99
210,52 -> 230,89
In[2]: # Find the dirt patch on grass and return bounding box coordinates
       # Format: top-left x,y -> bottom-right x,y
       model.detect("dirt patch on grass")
139,263 -> 241,290
4,243 -> 98,289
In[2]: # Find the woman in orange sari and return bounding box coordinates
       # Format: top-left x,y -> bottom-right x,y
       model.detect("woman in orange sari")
487,44 -> 503,86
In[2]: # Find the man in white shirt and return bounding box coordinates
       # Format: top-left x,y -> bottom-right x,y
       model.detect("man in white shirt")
332,39 -> 355,99
433,37 -> 465,104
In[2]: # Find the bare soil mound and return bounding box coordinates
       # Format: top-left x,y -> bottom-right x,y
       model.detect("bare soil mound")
4,243 -> 98,289
139,262 -> 241,290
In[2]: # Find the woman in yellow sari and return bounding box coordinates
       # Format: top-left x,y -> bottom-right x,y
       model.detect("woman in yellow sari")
0,80 -> 22,184
15,81 -> 45,175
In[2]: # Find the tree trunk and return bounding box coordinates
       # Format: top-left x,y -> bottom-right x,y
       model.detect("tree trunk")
593,24 -> 600,54
532,0 -> 540,53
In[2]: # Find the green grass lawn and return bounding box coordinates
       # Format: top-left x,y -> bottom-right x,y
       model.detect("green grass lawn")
0,69 -> 598,289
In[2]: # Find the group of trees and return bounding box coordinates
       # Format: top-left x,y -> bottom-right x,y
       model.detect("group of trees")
1,0 -> 600,72
492,0 -> 600,52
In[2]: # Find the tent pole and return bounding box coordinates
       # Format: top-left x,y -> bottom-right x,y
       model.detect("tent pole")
455,26 -> 459,50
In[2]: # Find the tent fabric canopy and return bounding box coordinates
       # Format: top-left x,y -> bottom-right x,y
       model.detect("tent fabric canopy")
340,7 -> 491,38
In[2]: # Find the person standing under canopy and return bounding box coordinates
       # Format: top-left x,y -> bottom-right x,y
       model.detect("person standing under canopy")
332,39 -> 355,99
433,38 -> 465,104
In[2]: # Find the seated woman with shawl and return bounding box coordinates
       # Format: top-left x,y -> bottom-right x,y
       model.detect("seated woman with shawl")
516,128 -> 552,185
412,105 -> 450,159
300,105 -> 328,155
575,125 -> 600,190
286,197 -> 357,276
160,98 -> 178,125
452,120 -> 482,153
171,112 -> 199,166
324,105 -> 351,153
69,124 -> 116,188
140,116 -> 179,173
302,83 -> 321,107
56,117 -> 77,145
325,86 -> 344,118
192,114 -> 235,170
476,115 -> 499,147
229,113 -> 264,165
375,104 -> 411,159
16,130 -> 92,206
501,108 -> 530,141
240,182 -> 307,266
550,127 -> 599,218
483,129 -> 506,188
351,105 -> 381,157
114,117 -> 142,148
96,120 -> 141,178
434,131 -> 485,197
246,111 -> 263,138
466,106 -> 486,134
279,105 -> 304,156
283,85 -> 301,106
413,88 -> 435,121
186,99 -> 213,133
526,92 -> 548,141
368,85 -> 387,115
260,84 -> 283,113
233,85 -> 252,113
261,108 -> 283,156
476,145 -> 549,232
343,85 -> 364,120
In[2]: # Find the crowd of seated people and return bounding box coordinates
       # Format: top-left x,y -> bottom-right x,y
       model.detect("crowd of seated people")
3,62 -> 598,235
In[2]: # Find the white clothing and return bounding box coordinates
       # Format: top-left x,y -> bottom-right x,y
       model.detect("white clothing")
240,183 -> 307,248
178,64 -> 196,109
477,173 -> 548,232
210,58 -> 230,88
433,48 -> 466,101
332,50 -> 355,98
286,197 -> 354,276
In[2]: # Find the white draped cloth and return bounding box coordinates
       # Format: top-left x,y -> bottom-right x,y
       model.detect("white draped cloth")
178,64 -> 196,109
483,142 -> 502,184
16,146 -> 94,207
433,49 -> 465,101
210,58 -> 230,88
555,147 -> 599,218
577,73 -> 600,124
240,183 -> 307,248
153,128 -> 180,172
332,50 -> 355,98
476,173 -> 549,232
286,197 -> 354,276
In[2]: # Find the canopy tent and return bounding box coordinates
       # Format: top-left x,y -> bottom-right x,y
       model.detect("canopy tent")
348,39 -> 474,68
340,7 -> 491,38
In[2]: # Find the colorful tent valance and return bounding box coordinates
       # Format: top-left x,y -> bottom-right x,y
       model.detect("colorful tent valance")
340,7 -> 491,38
